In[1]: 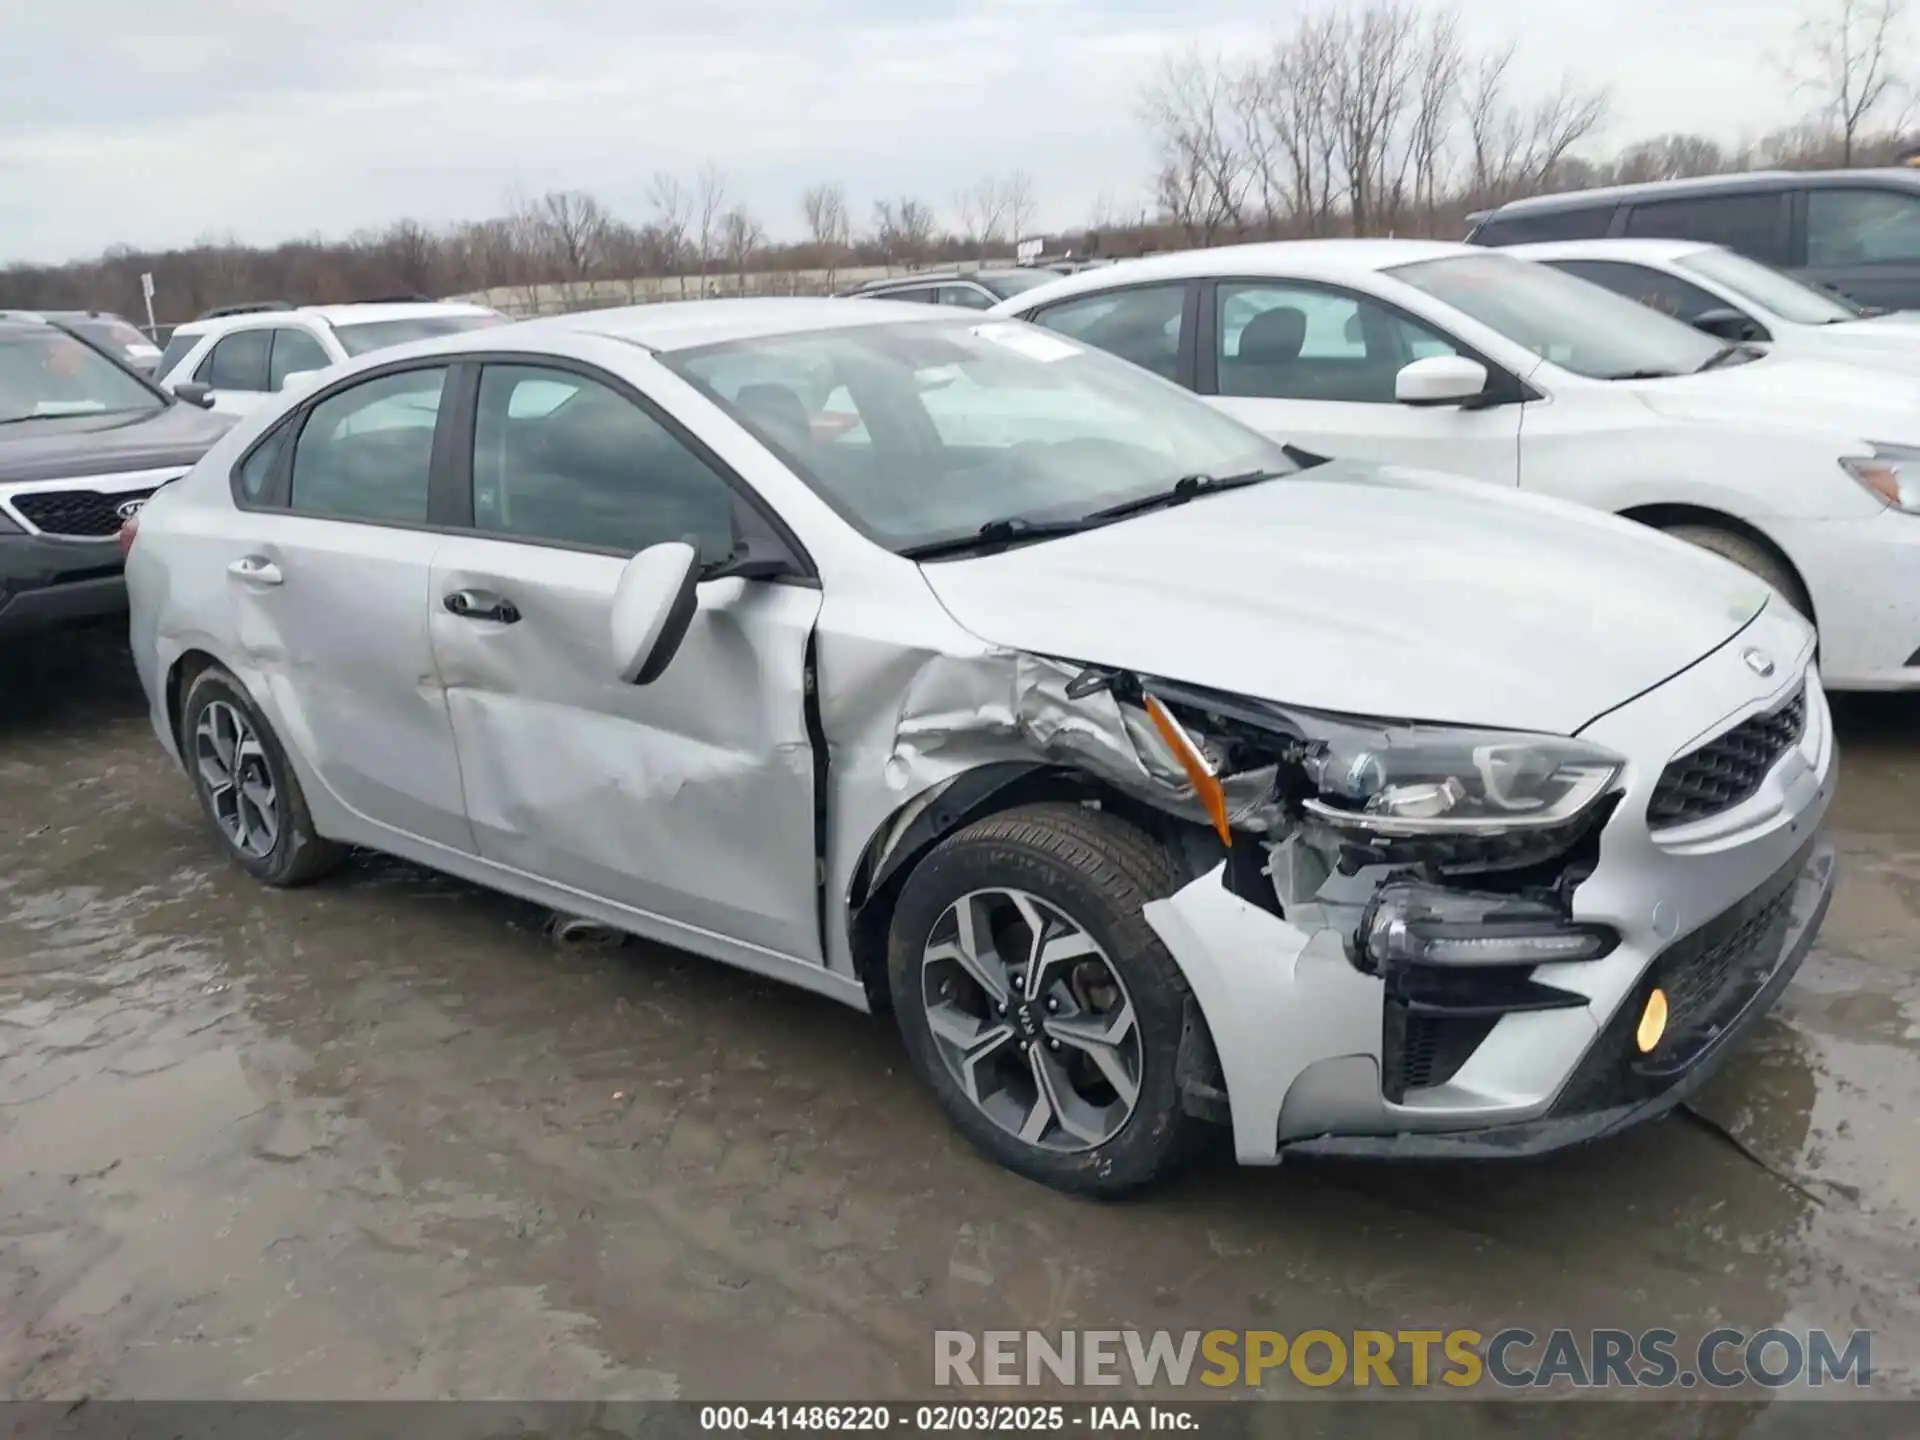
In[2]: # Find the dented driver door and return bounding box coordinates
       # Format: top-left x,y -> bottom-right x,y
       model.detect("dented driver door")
425,360 -> 826,966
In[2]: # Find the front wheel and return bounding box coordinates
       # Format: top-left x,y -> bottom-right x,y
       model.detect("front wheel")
886,802 -> 1210,1197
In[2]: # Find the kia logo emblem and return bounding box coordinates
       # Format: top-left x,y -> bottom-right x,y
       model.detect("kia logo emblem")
115,498 -> 146,521
1742,647 -> 1776,678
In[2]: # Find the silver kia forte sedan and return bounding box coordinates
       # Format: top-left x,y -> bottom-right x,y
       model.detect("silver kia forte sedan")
124,298 -> 1836,1195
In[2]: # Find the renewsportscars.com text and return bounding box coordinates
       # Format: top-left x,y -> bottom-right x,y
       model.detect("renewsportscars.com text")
933,1328 -> 1872,1390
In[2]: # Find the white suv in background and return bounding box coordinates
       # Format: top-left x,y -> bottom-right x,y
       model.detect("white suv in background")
154,300 -> 505,416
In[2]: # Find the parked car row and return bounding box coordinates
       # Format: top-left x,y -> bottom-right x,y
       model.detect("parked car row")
105,235 -> 1843,1194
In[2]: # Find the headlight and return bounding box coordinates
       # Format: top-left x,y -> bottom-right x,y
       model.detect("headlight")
1841,444 -> 1920,512
1299,722 -> 1623,837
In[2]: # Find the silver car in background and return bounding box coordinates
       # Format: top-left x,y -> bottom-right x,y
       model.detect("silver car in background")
123,299 -> 1835,1194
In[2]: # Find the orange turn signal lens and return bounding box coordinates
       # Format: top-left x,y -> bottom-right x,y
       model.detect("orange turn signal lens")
1143,693 -> 1232,847
1636,988 -> 1669,1054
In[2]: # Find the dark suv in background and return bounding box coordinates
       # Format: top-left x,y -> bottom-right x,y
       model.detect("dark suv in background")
1466,168 -> 1920,311
0,317 -> 230,638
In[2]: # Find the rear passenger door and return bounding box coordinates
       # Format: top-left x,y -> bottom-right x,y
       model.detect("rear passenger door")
425,359 -> 826,965
1194,279 -> 1522,482
222,362 -> 472,853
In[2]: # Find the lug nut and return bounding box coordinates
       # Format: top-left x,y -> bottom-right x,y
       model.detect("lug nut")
1045,997 -> 1059,1013
1047,1038 -> 1060,1051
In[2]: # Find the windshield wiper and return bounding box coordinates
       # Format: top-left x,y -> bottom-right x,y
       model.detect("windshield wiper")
1694,344 -> 1751,372
1083,468 -> 1287,523
899,514 -> 1093,561
1601,368 -> 1683,381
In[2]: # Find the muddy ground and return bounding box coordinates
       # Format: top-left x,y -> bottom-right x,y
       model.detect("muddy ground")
1,626 -> 1916,1413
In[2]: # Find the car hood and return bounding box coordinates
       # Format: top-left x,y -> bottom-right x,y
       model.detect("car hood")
1627,351 -> 1920,434
916,462 -> 1770,736
0,402 -> 234,484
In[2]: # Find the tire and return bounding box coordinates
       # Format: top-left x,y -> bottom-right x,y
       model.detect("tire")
887,801 -> 1210,1197
1665,525 -> 1812,618
179,665 -> 346,887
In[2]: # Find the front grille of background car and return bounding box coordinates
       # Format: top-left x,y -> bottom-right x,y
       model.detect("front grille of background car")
9,487 -> 157,539
1647,683 -> 1807,828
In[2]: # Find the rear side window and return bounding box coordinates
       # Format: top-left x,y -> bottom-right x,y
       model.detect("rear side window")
157,331 -> 201,378
1623,193 -> 1788,264
202,330 -> 272,391
234,420 -> 295,504
289,367 -> 447,524
1546,260 -> 1730,326
1471,207 -> 1616,244
1806,189 -> 1920,265
1029,283 -> 1187,382
936,284 -> 994,310
268,327 -> 332,390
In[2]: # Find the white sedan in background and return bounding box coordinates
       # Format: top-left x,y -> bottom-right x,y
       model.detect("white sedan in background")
1507,237 -> 1920,363
991,240 -> 1920,690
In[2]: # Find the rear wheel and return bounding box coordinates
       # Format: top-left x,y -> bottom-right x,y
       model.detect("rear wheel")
180,665 -> 346,887
1665,524 -> 1811,618
887,802 -> 1210,1197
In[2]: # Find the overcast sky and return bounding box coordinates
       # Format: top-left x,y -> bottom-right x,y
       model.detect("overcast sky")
0,0 -> 1826,265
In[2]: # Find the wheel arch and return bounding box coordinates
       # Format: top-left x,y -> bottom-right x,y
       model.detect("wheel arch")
164,647 -> 227,758
1615,502 -> 1818,628
843,763 -> 1223,1015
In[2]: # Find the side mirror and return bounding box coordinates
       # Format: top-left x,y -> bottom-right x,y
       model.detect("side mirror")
610,541 -> 702,685
278,369 -> 326,395
173,381 -> 216,409
1691,308 -> 1763,343
1395,355 -> 1489,407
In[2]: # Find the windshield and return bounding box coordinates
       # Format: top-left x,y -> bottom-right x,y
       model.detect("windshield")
668,318 -> 1294,553
1389,252 -> 1725,380
332,313 -> 503,357
1674,247 -> 1860,324
0,328 -> 165,422
977,270 -> 1060,300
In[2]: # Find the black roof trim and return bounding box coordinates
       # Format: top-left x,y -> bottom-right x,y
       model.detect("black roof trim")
193,301 -> 295,320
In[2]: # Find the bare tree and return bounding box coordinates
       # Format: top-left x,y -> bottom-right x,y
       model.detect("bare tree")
1140,48 -> 1250,243
1003,170 -> 1039,248
1327,0 -> 1420,234
1407,8 -> 1465,229
720,207 -> 766,289
1788,0 -> 1911,163
872,197 -> 937,264
693,161 -> 730,292
954,176 -> 1011,256
526,190 -> 612,279
801,181 -> 852,283
645,172 -> 691,276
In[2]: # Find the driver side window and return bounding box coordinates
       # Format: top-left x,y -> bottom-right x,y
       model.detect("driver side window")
470,364 -> 737,563
1216,282 -> 1460,403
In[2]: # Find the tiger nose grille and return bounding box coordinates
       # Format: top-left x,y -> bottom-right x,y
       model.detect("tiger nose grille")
9,488 -> 155,539
1647,684 -> 1806,828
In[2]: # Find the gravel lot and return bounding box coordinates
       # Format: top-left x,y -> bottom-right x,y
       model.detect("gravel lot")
2,626 -> 1917,1407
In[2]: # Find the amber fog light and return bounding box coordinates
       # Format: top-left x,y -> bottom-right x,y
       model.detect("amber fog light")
1636,988 -> 1670,1053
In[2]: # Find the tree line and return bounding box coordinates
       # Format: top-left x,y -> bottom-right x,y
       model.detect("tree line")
1,0 -> 1913,328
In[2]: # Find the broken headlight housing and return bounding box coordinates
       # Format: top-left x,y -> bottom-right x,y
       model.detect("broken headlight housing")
1299,723 -> 1623,837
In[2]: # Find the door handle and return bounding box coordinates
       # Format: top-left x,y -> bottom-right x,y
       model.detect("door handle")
227,556 -> 283,586
443,589 -> 521,624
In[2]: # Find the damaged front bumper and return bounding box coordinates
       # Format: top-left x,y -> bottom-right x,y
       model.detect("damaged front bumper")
1137,608 -> 1835,1167
1282,840 -> 1834,1160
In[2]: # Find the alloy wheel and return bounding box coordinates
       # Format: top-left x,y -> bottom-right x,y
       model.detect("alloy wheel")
193,700 -> 280,858
920,887 -> 1143,1153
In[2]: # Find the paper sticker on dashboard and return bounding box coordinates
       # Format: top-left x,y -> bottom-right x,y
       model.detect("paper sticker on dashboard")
972,323 -> 1082,362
